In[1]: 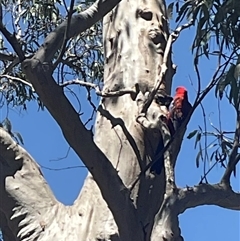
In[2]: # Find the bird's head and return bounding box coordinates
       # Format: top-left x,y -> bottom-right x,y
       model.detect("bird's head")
175,86 -> 188,99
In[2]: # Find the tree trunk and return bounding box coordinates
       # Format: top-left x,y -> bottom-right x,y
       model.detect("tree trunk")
74,0 -> 180,240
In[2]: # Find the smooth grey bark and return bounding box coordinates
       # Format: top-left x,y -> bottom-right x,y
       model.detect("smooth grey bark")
0,0 -> 240,240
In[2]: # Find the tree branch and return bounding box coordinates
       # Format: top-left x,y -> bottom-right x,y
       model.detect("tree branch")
61,79 -> 137,97
0,53 -> 16,61
33,0 -> 123,63
0,74 -> 34,90
177,183 -> 240,214
0,23 -> 25,61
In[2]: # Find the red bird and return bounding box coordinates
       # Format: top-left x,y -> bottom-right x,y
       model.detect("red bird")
150,88 -> 191,175
168,86 -> 192,132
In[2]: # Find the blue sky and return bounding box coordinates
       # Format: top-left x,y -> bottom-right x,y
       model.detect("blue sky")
1,1 -> 240,240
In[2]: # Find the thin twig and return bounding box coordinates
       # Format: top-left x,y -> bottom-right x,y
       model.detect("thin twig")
40,164 -> 86,171
200,102 -> 208,181
49,146 -> 71,162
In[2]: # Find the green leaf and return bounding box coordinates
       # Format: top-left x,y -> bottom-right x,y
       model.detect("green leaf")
208,143 -> 218,149
14,132 -> 24,145
234,63 -> 240,80
213,8 -> 225,26
201,4 -> 210,22
175,0 -> 191,22
3,118 -> 12,133
196,149 -> 203,168
229,79 -> 239,107
222,138 -> 233,149
198,16 -> 207,30
192,4 -> 201,23
210,150 -> 216,161
167,2 -> 174,19
194,132 -> 202,149
216,64 -> 236,100
187,130 -> 198,139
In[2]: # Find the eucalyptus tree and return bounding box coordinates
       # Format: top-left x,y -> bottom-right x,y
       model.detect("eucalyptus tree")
0,0 -> 239,240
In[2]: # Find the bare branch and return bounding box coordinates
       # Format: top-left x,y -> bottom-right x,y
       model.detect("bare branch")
60,79 -> 137,97
0,74 -> 34,90
177,183 -> 240,213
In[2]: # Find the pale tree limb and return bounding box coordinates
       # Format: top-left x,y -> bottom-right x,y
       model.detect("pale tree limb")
1,128 -> 130,241
0,74 -> 34,90
151,194 -> 183,241
61,79 -> 137,98
177,183 -> 240,213
151,182 -> 240,240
